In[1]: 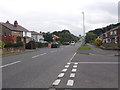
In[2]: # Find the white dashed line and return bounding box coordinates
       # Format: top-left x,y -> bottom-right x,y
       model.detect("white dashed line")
73,65 -> 77,68
32,55 -> 39,58
52,79 -> 61,86
65,65 -> 69,68
58,73 -> 65,78
67,80 -> 74,86
62,69 -> 67,72
72,69 -> 77,72
70,73 -> 75,78
74,63 -> 78,65
40,53 -> 47,56
0,61 -> 21,68
67,63 -> 71,65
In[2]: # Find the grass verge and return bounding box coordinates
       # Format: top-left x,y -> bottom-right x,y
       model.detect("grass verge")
79,43 -> 91,50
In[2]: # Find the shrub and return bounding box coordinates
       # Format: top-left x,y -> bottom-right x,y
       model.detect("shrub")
4,42 -> 23,48
17,36 -> 22,43
0,41 -> 5,49
25,41 -> 36,49
95,38 -> 103,46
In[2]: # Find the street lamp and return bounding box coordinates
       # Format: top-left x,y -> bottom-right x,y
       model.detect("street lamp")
82,12 -> 85,43
82,12 -> 85,37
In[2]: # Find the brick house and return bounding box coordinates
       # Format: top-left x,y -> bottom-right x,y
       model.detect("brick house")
99,26 -> 120,47
1,21 -> 32,44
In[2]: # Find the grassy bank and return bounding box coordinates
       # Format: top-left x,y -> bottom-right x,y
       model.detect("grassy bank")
79,43 -> 91,50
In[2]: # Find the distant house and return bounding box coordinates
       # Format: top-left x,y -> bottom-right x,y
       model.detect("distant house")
99,26 -> 120,46
52,34 -> 60,41
1,21 -> 32,43
31,31 -> 44,42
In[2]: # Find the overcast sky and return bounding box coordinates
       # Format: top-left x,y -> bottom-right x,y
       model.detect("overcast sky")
0,0 -> 119,36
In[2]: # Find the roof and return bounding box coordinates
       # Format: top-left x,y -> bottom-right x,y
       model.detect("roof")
31,31 -> 42,35
2,23 -> 29,32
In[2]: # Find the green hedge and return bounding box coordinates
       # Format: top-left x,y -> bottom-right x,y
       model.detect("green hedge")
36,42 -> 48,48
25,41 -> 48,49
25,41 -> 36,49
4,42 -> 23,48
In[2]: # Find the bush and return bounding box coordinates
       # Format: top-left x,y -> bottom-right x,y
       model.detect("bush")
4,42 -> 23,48
0,41 -> 5,49
95,38 -> 103,46
17,36 -> 22,43
25,41 -> 36,49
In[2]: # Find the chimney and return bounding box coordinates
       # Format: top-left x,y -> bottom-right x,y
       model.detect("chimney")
6,20 -> 10,24
14,20 -> 18,27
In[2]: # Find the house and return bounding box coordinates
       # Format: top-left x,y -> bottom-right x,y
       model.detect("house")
31,31 -> 44,42
1,21 -> 32,44
52,34 -> 60,41
99,26 -> 120,47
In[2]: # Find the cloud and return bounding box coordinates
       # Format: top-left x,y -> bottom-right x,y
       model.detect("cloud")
0,0 -> 119,36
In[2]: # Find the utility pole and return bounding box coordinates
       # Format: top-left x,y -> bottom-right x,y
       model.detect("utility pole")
82,12 -> 85,43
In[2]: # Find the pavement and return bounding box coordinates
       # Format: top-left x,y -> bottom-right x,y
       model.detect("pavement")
1,42 -> 119,89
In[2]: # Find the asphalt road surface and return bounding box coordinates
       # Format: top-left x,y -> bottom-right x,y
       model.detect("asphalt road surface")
2,42 -> 118,89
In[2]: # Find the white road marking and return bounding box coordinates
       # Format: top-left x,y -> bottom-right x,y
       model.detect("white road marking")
70,73 -> 75,77
65,65 -> 69,68
72,69 -> 77,72
67,80 -> 74,86
32,55 -> 39,58
52,79 -> 61,86
73,65 -> 77,68
69,53 -> 76,62
71,62 -> 119,64
62,69 -> 67,72
74,63 -> 78,65
58,73 -> 65,78
40,53 -> 47,56
67,63 -> 71,65
0,61 -> 21,68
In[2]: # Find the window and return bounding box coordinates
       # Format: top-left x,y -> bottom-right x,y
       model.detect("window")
114,31 -> 117,35
4,32 -> 6,36
110,31 -> 113,35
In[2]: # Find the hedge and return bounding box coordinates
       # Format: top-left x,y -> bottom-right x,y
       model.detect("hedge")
4,42 -> 23,48
36,42 -> 48,48
25,41 -> 36,49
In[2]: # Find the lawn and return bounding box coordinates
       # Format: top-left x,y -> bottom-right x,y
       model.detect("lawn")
79,44 -> 91,50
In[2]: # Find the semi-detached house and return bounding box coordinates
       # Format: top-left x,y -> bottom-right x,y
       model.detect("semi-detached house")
99,26 -> 120,47
1,21 -> 32,44
31,31 -> 44,42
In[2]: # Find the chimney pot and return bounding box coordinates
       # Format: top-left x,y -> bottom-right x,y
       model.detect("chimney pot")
14,20 -> 18,27
6,21 -> 10,24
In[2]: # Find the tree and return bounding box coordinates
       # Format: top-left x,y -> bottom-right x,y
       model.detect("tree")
43,32 -> 53,42
85,32 -> 97,43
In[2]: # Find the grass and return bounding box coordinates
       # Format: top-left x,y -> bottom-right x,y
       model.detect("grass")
100,45 -> 120,49
79,43 -> 91,50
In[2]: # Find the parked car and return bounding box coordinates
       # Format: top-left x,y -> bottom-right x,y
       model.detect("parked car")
70,41 -> 75,46
63,42 -> 70,45
51,42 -> 60,48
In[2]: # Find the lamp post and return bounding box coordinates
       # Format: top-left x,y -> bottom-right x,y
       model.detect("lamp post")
82,12 -> 85,43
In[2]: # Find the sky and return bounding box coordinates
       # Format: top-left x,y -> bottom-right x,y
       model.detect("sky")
0,0 -> 119,36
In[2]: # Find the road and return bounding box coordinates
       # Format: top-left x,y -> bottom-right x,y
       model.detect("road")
2,42 -> 118,89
